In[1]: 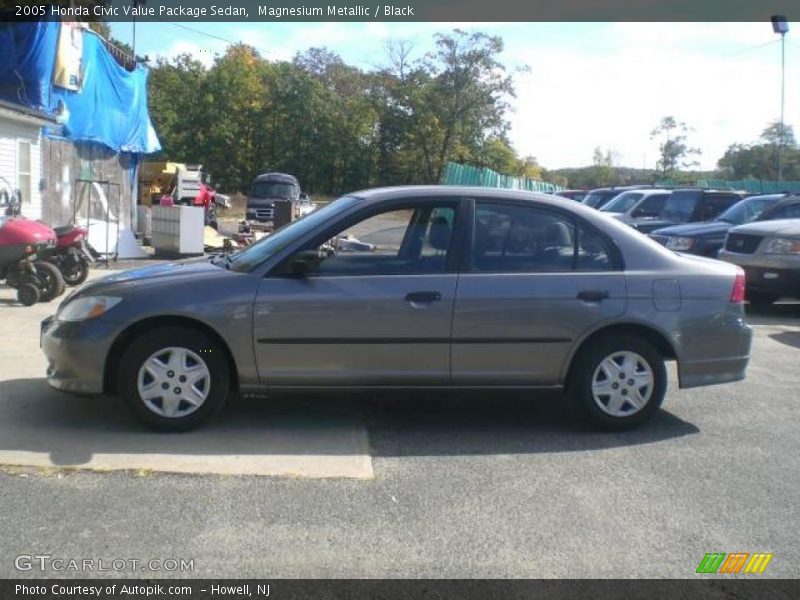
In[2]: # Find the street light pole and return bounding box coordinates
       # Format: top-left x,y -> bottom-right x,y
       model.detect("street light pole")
771,15 -> 789,182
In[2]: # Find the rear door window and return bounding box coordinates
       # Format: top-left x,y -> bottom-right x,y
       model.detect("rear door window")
472,202 -> 616,272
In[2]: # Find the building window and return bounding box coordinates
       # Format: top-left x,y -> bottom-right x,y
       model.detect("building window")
17,139 -> 32,204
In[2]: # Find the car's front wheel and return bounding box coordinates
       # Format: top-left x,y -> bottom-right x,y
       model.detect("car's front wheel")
568,334 -> 666,430
118,327 -> 230,431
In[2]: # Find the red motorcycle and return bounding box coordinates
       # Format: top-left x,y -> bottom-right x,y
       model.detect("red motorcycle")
0,203 -> 65,305
46,224 -> 93,286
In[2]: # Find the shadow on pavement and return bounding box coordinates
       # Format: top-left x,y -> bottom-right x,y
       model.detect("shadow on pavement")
362,390 -> 699,457
0,378 -> 368,469
0,380 -> 699,464
769,331 -> 800,350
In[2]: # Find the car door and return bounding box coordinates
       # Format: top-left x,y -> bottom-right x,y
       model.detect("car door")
253,197 -> 463,386
452,199 -> 626,385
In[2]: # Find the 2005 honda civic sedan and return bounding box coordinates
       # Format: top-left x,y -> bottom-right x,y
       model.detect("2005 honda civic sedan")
41,186 -> 752,431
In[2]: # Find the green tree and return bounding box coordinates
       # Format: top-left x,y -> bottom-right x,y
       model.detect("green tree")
651,116 -> 701,177
717,122 -> 800,181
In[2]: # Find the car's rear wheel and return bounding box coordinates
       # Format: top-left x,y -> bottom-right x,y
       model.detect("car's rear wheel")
118,327 -> 230,431
568,334 -> 666,430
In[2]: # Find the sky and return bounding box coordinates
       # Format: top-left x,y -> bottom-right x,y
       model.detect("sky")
111,21 -> 800,172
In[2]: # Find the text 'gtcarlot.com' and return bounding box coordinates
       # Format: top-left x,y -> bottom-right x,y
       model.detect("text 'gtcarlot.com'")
14,554 -> 194,573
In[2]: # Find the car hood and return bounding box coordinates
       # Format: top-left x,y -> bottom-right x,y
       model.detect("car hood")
729,218 -> 800,237
71,259 -> 232,298
651,221 -> 731,237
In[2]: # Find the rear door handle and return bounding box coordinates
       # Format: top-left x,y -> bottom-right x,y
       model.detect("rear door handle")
577,290 -> 609,302
405,291 -> 442,303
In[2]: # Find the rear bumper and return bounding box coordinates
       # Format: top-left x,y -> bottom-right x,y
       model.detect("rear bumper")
677,312 -> 752,389
40,316 -> 118,394
679,355 -> 750,389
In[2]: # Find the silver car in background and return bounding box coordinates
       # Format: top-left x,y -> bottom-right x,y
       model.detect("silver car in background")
600,189 -> 671,225
719,217 -> 800,308
41,187 -> 752,431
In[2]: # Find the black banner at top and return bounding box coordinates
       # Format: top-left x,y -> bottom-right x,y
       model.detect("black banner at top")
2,0 -> 799,22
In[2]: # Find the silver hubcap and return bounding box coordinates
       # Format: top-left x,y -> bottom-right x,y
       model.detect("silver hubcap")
591,351 -> 654,417
137,347 -> 210,418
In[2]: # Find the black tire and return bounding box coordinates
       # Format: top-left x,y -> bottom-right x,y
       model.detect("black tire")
16,283 -> 39,306
118,327 -> 230,432
34,261 -> 65,301
747,292 -> 778,310
62,257 -> 89,286
567,334 -> 667,430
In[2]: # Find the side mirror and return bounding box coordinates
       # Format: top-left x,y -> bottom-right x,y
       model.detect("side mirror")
289,258 -> 310,278
287,249 -> 321,278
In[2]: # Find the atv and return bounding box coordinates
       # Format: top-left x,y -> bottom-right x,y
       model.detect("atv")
0,199 -> 65,305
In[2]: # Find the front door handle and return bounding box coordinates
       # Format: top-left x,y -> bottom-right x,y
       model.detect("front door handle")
405,291 -> 442,303
577,289 -> 609,302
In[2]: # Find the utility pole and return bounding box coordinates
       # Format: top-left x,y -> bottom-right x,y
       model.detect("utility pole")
771,16 -> 789,182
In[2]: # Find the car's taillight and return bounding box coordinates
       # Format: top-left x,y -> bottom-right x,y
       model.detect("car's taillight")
730,267 -> 746,303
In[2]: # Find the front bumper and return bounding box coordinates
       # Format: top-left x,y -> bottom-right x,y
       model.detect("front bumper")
40,315 -> 119,394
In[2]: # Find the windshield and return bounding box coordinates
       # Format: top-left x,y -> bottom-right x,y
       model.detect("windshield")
250,181 -> 299,199
600,192 -> 643,213
659,191 -> 700,222
228,196 -> 359,272
717,197 -> 777,225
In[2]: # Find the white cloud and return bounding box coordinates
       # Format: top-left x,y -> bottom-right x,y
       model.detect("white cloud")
507,24 -> 798,170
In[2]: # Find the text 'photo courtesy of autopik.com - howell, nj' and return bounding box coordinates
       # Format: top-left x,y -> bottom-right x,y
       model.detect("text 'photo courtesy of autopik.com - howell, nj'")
1,0 -> 800,599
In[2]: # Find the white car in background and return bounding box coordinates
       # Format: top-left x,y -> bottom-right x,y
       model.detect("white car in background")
600,189 -> 672,225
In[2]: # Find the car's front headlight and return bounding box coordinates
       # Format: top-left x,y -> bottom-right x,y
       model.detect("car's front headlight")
665,236 -> 695,251
57,296 -> 122,322
763,237 -> 800,255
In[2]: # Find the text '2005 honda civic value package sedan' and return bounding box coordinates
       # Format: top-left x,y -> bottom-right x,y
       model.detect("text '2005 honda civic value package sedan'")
41,186 -> 752,431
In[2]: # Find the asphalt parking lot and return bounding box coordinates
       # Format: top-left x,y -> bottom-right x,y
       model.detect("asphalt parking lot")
0,271 -> 798,578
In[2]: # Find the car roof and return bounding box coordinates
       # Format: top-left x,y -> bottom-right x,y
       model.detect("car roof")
613,189 -> 670,197
587,185 -> 653,193
346,185 -> 654,229
253,172 -> 299,184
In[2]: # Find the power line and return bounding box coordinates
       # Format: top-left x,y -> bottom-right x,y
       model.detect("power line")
722,38 -> 780,58
169,23 -> 271,55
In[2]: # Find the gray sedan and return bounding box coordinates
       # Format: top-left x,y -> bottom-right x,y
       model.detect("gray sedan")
41,186 -> 752,431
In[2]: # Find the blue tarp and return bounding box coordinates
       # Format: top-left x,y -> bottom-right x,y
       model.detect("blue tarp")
0,21 -> 160,154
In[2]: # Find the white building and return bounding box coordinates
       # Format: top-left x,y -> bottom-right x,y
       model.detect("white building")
0,100 -> 54,220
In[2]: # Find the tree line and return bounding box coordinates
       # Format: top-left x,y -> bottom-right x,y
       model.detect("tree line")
140,27 -> 800,194
145,30 -> 543,195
